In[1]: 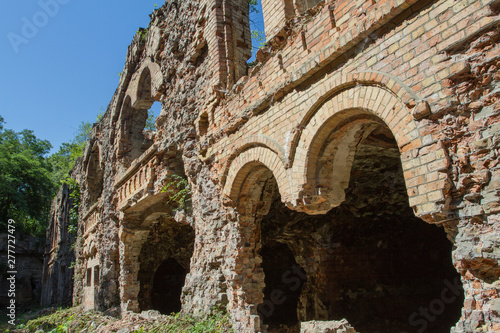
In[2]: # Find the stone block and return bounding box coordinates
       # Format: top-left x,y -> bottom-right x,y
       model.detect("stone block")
301,319 -> 356,333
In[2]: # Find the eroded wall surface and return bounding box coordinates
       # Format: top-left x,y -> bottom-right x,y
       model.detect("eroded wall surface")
45,0 -> 500,332
41,184 -> 75,307
1,234 -> 44,308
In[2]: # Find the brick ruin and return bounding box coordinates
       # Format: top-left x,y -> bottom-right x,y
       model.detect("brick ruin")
42,0 -> 500,331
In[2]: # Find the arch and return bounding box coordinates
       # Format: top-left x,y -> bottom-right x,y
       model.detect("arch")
288,83 -> 449,219
114,60 -> 163,169
224,156 -> 283,333
285,72 -> 421,167
223,146 -> 291,204
126,59 -> 163,109
221,135 -> 287,188
115,91 -> 152,167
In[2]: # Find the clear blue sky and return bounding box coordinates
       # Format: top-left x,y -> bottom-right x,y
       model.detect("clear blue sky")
0,0 -> 264,154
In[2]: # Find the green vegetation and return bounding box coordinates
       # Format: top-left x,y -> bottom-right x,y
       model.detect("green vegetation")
248,0 -> 266,59
13,307 -> 115,332
0,110 -> 100,237
65,177 -> 80,237
136,28 -> 149,43
0,116 -> 55,235
147,310 -> 233,333
248,0 -> 259,13
5,307 -> 233,333
162,174 -> 192,211
251,29 -> 266,49
145,108 -> 157,131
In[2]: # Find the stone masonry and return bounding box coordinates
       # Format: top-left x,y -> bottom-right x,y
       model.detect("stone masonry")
44,0 -> 500,332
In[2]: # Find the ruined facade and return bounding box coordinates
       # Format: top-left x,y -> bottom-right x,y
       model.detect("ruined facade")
41,184 -> 75,307
45,0 -> 500,331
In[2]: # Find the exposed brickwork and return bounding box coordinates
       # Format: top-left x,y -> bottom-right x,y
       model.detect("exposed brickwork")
44,0 -> 500,332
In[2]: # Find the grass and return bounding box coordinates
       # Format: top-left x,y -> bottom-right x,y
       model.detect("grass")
0,306 -> 233,333
147,310 -> 233,333
13,307 -> 115,332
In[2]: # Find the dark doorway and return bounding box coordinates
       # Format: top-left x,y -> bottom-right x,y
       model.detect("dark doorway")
258,242 -> 306,331
151,258 -> 187,314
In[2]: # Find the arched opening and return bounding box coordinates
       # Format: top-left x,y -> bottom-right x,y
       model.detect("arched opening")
117,96 -> 148,167
117,66 -> 162,168
151,258 -> 187,314
136,218 -> 195,314
137,68 -> 153,106
237,122 -> 463,332
312,125 -> 463,332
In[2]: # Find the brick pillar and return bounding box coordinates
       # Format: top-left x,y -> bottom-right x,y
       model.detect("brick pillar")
119,227 -> 150,314
261,0 -> 294,41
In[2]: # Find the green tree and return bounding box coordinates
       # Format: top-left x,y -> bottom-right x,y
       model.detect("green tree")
145,109 -> 157,131
249,0 -> 259,13
48,120 -> 92,186
0,116 -> 55,235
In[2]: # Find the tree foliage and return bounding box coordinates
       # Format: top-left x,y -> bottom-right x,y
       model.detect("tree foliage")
0,116 -> 55,235
248,0 -> 266,58
48,121 -> 92,186
145,108 -> 157,131
249,0 -> 259,13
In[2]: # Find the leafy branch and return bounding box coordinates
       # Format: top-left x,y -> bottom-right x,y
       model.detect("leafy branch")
161,174 -> 191,211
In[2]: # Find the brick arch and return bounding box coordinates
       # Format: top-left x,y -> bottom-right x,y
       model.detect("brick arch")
289,83 -> 450,221
223,146 -> 291,204
126,59 -> 163,109
285,72 -> 421,167
221,135 -> 287,188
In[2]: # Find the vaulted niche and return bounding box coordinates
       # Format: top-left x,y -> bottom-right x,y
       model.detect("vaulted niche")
253,124 -> 463,332
136,218 -> 194,314
86,144 -> 103,206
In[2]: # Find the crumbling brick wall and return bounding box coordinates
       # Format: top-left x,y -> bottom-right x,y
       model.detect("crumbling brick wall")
44,0 -> 500,332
